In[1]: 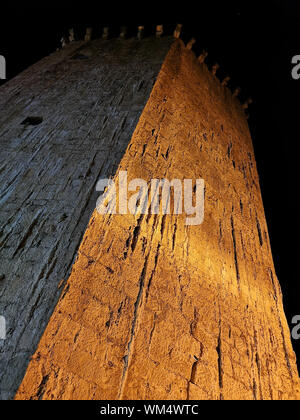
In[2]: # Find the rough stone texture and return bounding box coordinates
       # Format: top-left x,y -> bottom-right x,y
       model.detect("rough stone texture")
15,39 -> 300,400
0,36 -> 174,400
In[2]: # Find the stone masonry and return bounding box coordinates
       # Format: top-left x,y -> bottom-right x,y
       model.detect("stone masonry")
15,39 -> 300,399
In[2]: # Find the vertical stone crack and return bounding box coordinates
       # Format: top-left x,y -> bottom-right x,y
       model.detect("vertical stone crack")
230,215 -> 240,291
36,374 -> 49,400
130,214 -> 144,253
118,252 -> 150,398
187,357 -> 198,400
256,215 -> 263,246
145,243 -> 160,302
216,314 -> 223,400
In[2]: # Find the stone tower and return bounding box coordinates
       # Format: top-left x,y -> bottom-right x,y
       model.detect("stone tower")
0,28 -> 299,400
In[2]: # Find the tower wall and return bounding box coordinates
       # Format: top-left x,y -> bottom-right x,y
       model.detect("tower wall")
16,39 -> 300,399
0,36 -> 174,399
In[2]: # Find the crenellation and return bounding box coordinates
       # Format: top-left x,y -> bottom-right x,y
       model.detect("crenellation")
242,98 -> 253,109
233,87 -> 241,97
120,26 -> 127,39
222,76 -> 230,87
84,28 -> 92,42
173,24 -> 183,39
102,26 -> 109,40
156,25 -> 163,38
60,36 -> 68,48
212,63 -> 220,76
198,50 -> 208,63
68,28 -> 75,43
137,26 -> 144,40
186,38 -> 196,50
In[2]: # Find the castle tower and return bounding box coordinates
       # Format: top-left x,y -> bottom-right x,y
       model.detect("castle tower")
0,30 -> 299,400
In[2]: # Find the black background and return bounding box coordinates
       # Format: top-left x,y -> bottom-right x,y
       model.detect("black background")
0,1 -> 299,371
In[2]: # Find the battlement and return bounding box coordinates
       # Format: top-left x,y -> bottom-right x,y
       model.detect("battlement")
57,24 -> 252,116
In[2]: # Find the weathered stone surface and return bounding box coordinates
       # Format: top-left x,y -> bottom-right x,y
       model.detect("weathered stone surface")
15,39 -> 300,400
0,36 -> 174,400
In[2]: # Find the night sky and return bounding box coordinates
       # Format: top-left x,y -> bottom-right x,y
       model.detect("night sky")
1,1 -> 299,369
